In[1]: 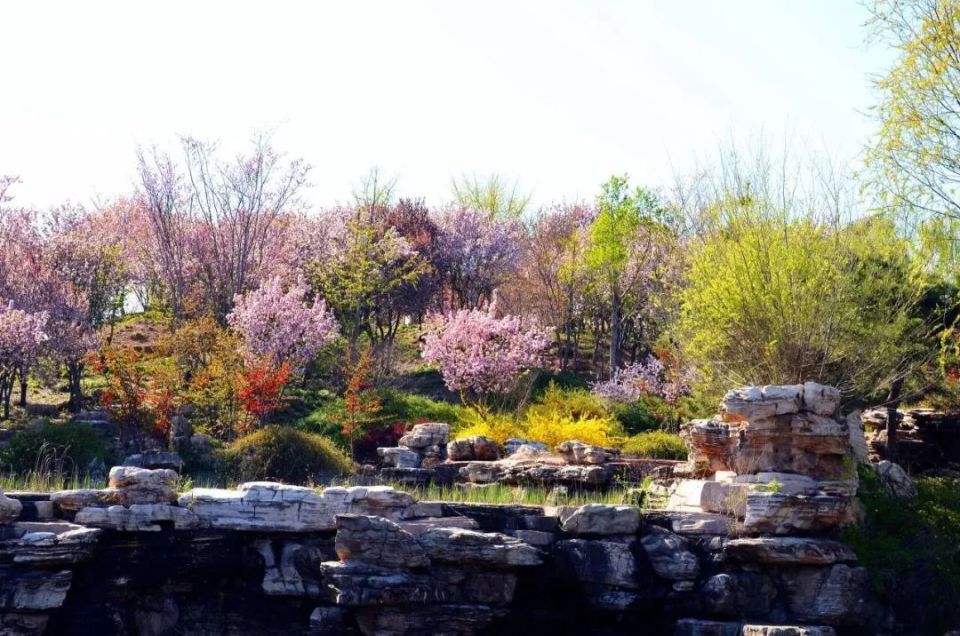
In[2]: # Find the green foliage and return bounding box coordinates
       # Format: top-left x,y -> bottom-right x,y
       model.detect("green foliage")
620,431 -> 688,460
525,382 -> 608,422
376,389 -> 467,428
610,395 -> 688,435
217,426 -> 353,484
0,423 -> 114,475
388,481 -> 636,507
845,468 -> 960,633
451,173 -> 530,219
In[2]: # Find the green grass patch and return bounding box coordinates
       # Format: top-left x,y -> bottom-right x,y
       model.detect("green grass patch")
621,431 -> 688,460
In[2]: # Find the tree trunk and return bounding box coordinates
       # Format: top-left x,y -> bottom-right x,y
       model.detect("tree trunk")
885,377 -> 904,463
609,286 -> 622,377
67,361 -> 84,413
18,370 -> 27,407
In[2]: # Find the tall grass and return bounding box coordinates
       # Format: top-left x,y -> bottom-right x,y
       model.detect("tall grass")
384,481 -> 650,507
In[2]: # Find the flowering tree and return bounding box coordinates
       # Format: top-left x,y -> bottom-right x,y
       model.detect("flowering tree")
227,277 -> 339,372
591,354 -> 693,405
420,303 -> 551,400
237,360 -> 291,429
0,303 -> 48,419
435,206 -> 524,310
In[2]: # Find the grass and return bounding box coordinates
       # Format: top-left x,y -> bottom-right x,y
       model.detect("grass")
0,471 -> 105,492
385,481 -> 649,508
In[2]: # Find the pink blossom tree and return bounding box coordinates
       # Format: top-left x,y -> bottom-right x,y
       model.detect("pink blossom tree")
227,276 -> 339,373
0,303 -> 48,419
420,302 -> 551,401
591,354 -> 694,405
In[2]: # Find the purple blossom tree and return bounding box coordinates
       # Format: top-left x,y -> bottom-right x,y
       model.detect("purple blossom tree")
227,276 -> 339,372
591,354 -> 693,405
420,302 -> 551,400
435,206 -> 524,310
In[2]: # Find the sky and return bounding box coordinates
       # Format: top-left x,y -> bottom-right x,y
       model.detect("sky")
0,1 -> 893,211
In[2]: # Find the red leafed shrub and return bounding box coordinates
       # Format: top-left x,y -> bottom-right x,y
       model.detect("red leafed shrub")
237,360 -> 292,429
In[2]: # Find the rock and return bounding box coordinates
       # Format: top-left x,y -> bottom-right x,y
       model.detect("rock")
108,465 -> 178,489
50,488 -> 125,512
179,483 -> 415,532
504,438 -> 548,455
0,490 -> 23,524
560,504 -> 641,535
701,571 -> 778,617
398,423 -> 449,450
256,539 -> 321,597
673,619 -> 741,636
431,566 -> 519,604
741,625 -> 838,636
784,564 -> 870,624
446,436 -> 501,461
398,517 -> 480,537
734,472 -> 819,496
334,514 -> 429,569
553,538 -> 639,588
416,527 -> 542,567
650,511 -> 734,536
724,538 -> 856,565
846,411 -> 869,463
190,433 -> 213,453
308,607 -> 352,636
876,460 -> 917,497
556,439 -> 616,465
321,560 -> 433,606
802,382 -> 841,417
74,504 -> 199,531
0,522 -> 100,565
0,569 -> 73,611
122,450 -> 183,471
723,384 -> 803,421
356,604 -> 502,636
459,461 -> 610,487
377,447 -> 421,469
640,525 -> 700,580
743,492 -> 851,535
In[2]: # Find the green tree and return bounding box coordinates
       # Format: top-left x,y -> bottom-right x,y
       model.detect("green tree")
451,173 -> 531,219
586,175 -> 675,376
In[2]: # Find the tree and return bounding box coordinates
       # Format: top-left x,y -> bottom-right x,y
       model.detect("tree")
332,347 -> 383,460
312,207 -> 428,365
451,173 -> 531,220
227,276 -> 339,373
586,175 -> 678,377
420,303 -> 551,403
0,304 -> 48,420
436,206 -> 524,310
866,0 -> 960,224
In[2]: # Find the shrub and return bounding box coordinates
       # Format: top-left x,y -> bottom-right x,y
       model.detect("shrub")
453,407 -> 526,446
621,431 -> 688,460
0,423 -> 114,475
217,427 -> 353,484
524,410 -> 621,448
525,383 -> 609,422
844,469 -> 960,633
377,389 -> 466,428
610,395 -> 686,435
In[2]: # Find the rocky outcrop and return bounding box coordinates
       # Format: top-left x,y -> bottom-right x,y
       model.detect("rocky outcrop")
875,460 -> 918,497
0,490 -> 23,524
446,435 -> 501,461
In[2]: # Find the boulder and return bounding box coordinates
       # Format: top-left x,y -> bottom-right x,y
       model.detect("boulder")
743,492 -> 851,535
398,423 -> 449,450
724,538 -> 856,565
50,488 -> 125,512
0,491 -> 23,525
722,384 -> 803,421
0,522 -> 100,565
108,465 -> 178,489
640,525 -> 700,580
446,436 -> 501,461
416,527 -> 542,567
556,439 -> 617,465
560,504 -> 641,535
256,539 -> 321,597
321,560 -> 433,606
504,438 -> 549,455
553,538 -> 639,589
74,504 -> 199,531
377,447 -> 420,469
846,411 -> 869,463
875,460 -> 917,498
783,564 -> 870,624
334,514 -> 429,569
802,382 -> 841,417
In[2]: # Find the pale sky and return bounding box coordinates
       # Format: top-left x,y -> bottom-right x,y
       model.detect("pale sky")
0,1 -> 891,211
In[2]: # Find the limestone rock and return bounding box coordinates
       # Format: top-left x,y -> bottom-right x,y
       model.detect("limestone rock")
673,619 -> 741,636
649,511 -> 735,536
504,438 -> 549,455
875,460 -> 917,498
743,493 -> 851,535
802,382 -> 841,417
122,450 -> 183,471
398,516 -> 479,537
784,564 -> 870,624
74,503 -> 199,531
560,504 -> 641,535
416,527 -> 542,567
640,525 -> 700,580
556,440 -> 616,465
256,539 -> 321,597
377,447 -> 420,469
50,488 -> 124,512
553,538 -> 639,588
0,490 -> 23,525
446,436 -> 501,461
321,560 -> 433,606
398,423 -> 449,450
0,522 -> 100,565
700,571 -> 778,617
741,627 -> 837,636
431,566 -> 519,604
334,514 -> 429,569
723,384 -> 803,421
108,465 -> 178,489
725,537 -> 856,565
179,483 -> 414,532
846,411 -> 869,463
0,569 -> 73,611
